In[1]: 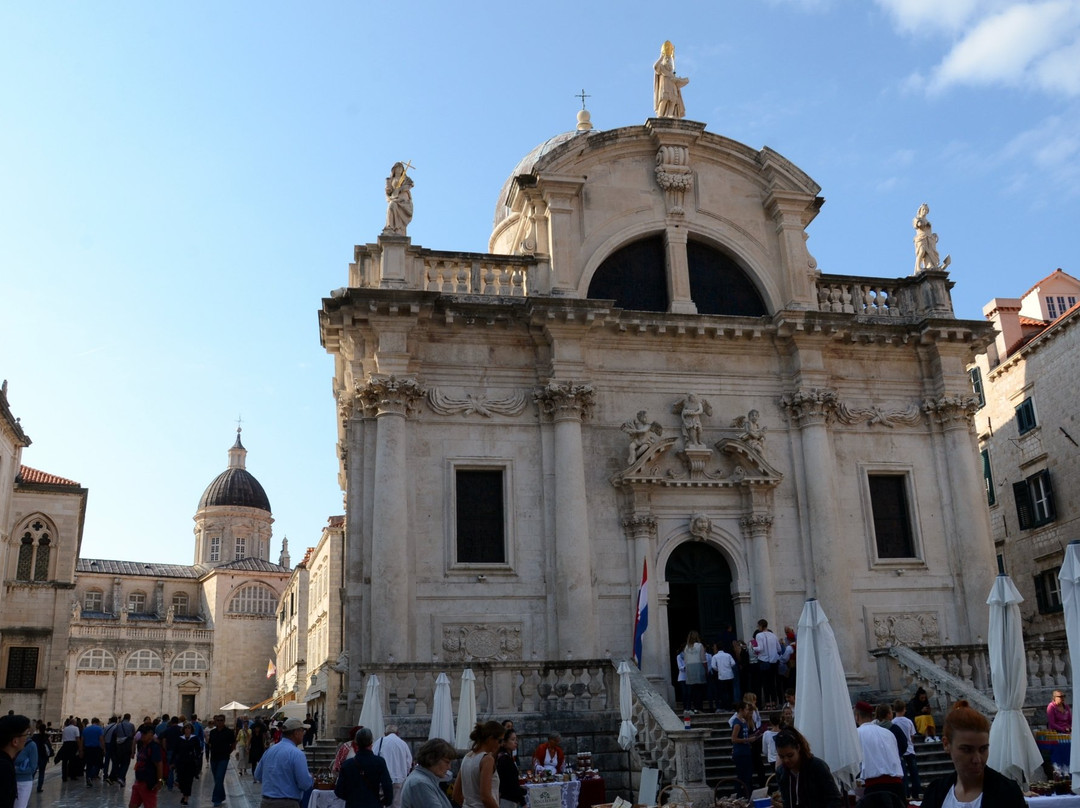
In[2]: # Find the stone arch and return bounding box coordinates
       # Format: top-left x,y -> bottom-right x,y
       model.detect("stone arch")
77,648 -> 116,670
125,649 -> 163,671
226,581 -> 278,615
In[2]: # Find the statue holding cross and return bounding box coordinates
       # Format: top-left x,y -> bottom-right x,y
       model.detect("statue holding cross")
383,160 -> 415,236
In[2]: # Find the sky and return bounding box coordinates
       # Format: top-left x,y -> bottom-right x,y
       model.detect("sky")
1,1 -> 1078,564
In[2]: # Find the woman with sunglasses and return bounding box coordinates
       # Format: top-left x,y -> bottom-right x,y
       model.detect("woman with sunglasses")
769,727 -> 843,808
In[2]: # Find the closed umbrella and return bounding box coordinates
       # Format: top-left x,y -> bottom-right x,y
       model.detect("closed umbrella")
429,672 -> 456,742
358,673 -> 385,738
617,661 -> 636,751
986,574 -> 1043,785
455,669 -> 477,750
1058,541 -> 1080,791
794,598 -> 862,789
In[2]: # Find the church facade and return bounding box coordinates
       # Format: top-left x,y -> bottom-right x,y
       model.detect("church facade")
321,99 -> 998,699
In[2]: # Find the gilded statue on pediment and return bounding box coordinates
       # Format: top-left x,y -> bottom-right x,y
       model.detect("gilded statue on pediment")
653,41 -> 689,119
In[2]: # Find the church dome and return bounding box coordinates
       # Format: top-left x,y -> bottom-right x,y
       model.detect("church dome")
493,130 -> 587,229
197,431 -> 271,513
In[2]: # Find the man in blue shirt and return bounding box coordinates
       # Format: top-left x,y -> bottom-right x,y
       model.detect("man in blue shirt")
81,718 -> 105,787
254,718 -> 313,808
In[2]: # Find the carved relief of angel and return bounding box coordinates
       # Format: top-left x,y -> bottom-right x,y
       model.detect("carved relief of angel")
732,409 -> 767,453
621,410 -> 664,465
672,394 -> 712,446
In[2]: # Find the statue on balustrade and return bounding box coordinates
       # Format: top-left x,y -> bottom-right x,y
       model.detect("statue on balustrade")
673,393 -> 711,447
913,203 -> 950,273
383,161 -> 414,236
653,40 -> 689,119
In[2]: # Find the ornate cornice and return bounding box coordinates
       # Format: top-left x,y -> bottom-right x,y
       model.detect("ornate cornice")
778,387 -> 839,426
534,380 -> 595,422
355,375 -> 425,418
426,388 -> 529,418
922,393 -> 979,427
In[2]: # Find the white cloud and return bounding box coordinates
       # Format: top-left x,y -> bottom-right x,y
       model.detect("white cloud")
929,2 -> 1080,94
997,111 -> 1080,198
875,0 -> 989,33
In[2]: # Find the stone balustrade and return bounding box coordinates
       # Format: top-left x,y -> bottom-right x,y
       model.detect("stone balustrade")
423,256 -> 532,297
871,639 -> 1071,714
72,624 -> 213,643
815,269 -> 955,320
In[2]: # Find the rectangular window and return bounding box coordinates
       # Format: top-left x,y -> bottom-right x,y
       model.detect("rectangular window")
1035,568 -> 1064,614
1048,297 -> 1058,319
127,592 -> 146,613
1016,398 -> 1037,435
996,553 -> 1006,575
868,474 -> 916,558
969,367 -> 985,409
455,469 -> 506,564
1013,469 -> 1056,530
1058,297 -> 1067,316
83,590 -> 104,612
172,593 -> 189,616
5,647 -> 38,689
209,536 -> 220,562
235,537 -> 246,560
981,449 -> 996,506
1070,296 -> 1077,309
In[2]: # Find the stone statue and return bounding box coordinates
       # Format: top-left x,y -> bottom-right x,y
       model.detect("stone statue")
653,41 -> 689,119
913,203 -> 949,272
688,513 -> 712,540
71,598 -> 81,620
733,409 -> 767,453
382,161 -> 414,236
621,410 -> 664,465
166,605 -> 175,625
673,393 -> 712,446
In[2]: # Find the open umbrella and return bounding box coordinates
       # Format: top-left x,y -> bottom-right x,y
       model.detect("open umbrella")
794,598 -> 862,789
455,669 -> 477,750
429,672 -> 456,742
219,701 -> 251,712
617,661 -> 637,750
1059,541 -> 1080,791
358,673 -> 385,738
986,574 -> 1044,785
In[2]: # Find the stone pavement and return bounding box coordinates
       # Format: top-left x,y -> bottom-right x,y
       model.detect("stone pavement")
31,760 -> 263,808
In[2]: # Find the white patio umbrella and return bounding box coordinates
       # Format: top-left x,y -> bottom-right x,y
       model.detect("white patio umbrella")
794,598 -> 862,789
219,701 -> 250,712
1058,541 -> 1080,791
357,673 -> 385,738
429,672 -> 456,742
617,661 -> 637,751
986,574 -> 1044,785
454,669 -> 478,750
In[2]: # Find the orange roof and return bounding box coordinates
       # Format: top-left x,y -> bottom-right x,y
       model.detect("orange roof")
1018,316 -> 1046,326
298,546 -> 316,568
18,465 -> 80,487
1019,268 -> 1080,301
327,515 -> 345,528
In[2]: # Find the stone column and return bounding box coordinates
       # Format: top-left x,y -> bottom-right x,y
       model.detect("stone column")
358,376 -> 424,663
740,514 -> 776,627
924,394 -> 997,641
779,388 -> 856,660
664,227 -> 696,314
623,514 -> 661,679
536,381 -> 597,658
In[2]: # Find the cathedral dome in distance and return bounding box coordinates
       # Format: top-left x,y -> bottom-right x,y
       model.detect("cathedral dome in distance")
197,429 -> 271,513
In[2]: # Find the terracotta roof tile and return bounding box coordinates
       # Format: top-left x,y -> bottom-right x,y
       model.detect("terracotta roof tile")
327,515 -> 345,528
18,465 -> 80,487
298,547 -> 316,568
1018,316 -> 1046,327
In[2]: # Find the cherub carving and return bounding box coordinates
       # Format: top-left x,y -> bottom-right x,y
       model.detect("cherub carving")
672,394 -> 712,446
621,410 -> 664,466
732,409 -> 767,453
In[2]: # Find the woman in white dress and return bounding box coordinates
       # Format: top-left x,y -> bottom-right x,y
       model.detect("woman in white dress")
452,721 -> 504,808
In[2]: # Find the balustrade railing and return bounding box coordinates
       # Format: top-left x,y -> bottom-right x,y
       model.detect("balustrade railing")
423,256 -> 532,297
815,269 -> 955,320
871,639 -> 1071,715
72,624 -> 213,642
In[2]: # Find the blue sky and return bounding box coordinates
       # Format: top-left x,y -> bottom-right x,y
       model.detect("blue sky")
2,1 -> 1077,564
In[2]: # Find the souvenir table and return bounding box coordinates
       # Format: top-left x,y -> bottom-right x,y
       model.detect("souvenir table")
309,787 -> 345,808
1024,797 -> 1080,808
525,779 -> 582,808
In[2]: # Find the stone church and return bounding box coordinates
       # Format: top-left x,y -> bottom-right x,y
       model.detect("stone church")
320,52 -> 999,704
0,392 -> 291,721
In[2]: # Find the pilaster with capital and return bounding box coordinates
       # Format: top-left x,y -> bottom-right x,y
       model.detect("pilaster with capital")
765,189 -> 821,309
536,381 -> 597,657
779,385 -> 856,666
358,375 -> 425,662
623,514 -> 660,676
740,514 -> 776,629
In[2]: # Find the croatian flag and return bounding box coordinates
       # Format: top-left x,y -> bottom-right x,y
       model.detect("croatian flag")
632,560 -> 648,667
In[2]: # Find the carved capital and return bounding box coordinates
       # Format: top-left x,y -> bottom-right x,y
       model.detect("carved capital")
534,380 -> 595,422
356,375 -> 425,418
922,394 -> 978,427
778,387 -> 839,426
739,514 -> 774,534
622,515 -> 657,541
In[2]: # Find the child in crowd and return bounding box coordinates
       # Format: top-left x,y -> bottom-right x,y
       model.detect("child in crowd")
762,711 -> 783,772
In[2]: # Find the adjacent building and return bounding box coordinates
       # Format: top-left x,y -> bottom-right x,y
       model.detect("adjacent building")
971,268 -> 1080,638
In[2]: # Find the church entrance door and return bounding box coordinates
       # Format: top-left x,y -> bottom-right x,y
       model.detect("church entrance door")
665,542 -> 734,684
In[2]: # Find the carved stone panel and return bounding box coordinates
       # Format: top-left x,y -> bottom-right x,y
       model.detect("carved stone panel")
872,611 -> 941,648
441,623 -> 523,661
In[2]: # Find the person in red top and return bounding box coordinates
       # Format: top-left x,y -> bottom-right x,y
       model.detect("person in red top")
1047,690 -> 1072,732
531,734 -> 565,774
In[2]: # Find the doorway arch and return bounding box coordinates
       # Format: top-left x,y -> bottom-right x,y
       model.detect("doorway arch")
665,542 -> 735,682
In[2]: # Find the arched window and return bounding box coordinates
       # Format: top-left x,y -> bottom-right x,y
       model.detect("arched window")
686,240 -> 767,316
172,592 -> 189,616
83,589 -> 105,612
14,517 -> 54,581
228,583 -> 277,615
125,649 -> 163,671
587,236 -> 668,312
77,649 -> 116,670
16,534 -> 33,580
173,650 -> 209,671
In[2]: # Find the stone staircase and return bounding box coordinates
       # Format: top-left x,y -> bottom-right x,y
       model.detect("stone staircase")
304,739 -> 341,773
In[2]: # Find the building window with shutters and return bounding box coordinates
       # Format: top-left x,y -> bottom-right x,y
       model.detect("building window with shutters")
969,367 -> 985,409
235,537 -> 246,560
867,473 -> 918,559
1016,397 -> 1037,435
5,647 -> 39,689
1035,567 -> 1064,614
1014,469 -> 1056,530
981,449 -> 996,507
209,536 -> 221,562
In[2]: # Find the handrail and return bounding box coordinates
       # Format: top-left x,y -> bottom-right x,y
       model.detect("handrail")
871,645 -> 997,715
